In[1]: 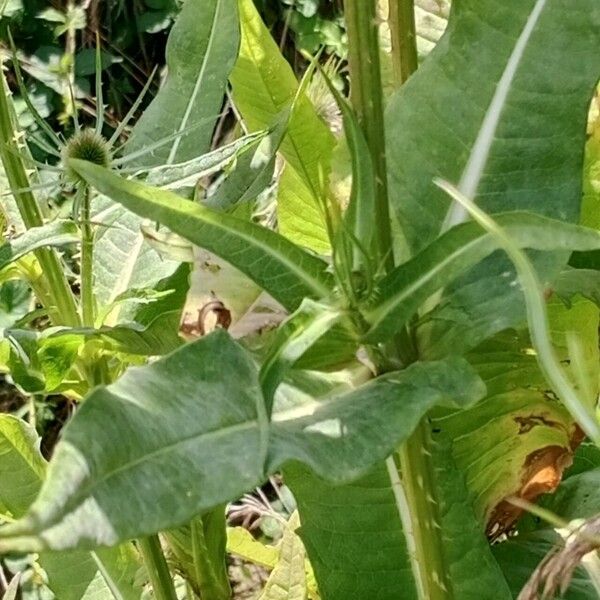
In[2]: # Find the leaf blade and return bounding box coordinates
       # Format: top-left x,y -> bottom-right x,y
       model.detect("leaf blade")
365,214 -> 600,342
71,159 -> 334,311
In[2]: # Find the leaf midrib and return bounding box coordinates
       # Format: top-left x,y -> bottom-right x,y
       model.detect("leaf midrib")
167,0 -> 224,164
41,415 -> 265,534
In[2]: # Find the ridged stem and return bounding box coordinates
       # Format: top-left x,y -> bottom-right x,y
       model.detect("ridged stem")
138,535 -> 178,600
191,509 -> 231,600
0,69 -> 80,327
344,0 -> 393,274
80,187 -> 95,327
389,0 -> 419,85
345,1 -> 451,598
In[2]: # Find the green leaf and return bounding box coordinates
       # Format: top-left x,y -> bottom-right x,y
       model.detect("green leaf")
429,434 -> 512,599
91,193 -> 180,325
288,438 -> 512,600
71,159 -> 334,311
205,111 -> 289,211
0,281 -> 30,329
126,0 -> 239,165
288,463 -> 417,599
46,314 -> 183,357
92,0 -> 239,324
386,0 -> 600,346
0,0 -> 23,19
164,508 -> 230,600
0,415 -> 45,518
387,0 -> 600,252
553,268 -> 600,308
230,0 -> 334,251
227,527 -> 279,569
40,546 -> 143,600
365,214 -> 600,343
36,8 -> 65,23
145,131 -> 266,194
259,299 -> 344,412
437,182 -> 600,442
0,415 -> 143,600
0,331 -> 485,552
326,77 -> 376,270
0,221 -> 78,272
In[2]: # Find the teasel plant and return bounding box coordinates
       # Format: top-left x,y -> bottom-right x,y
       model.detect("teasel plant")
1,33 -> 224,325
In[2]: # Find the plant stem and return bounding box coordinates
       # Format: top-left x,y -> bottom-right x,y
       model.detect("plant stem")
396,425 -> 450,599
344,0 -> 393,274
345,2 -> 450,598
138,535 -> 178,600
191,509 -> 231,600
388,0 -> 419,86
0,70 -> 80,327
80,187 -> 95,327
344,0 -> 415,365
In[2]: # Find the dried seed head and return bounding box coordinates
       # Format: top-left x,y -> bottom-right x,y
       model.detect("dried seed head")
63,129 -> 111,183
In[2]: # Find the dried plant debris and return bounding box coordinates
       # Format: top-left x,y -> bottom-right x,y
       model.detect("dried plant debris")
519,514 -> 600,600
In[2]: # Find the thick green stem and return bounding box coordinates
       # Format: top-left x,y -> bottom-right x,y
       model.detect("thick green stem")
344,0 -> 415,364
344,0 -> 393,273
345,1 -> 450,598
80,187 -> 95,327
0,70 -> 80,327
389,0 -> 419,85
138,535 -> 178,600
396,425 -> 451,599
191,509 -> 231,600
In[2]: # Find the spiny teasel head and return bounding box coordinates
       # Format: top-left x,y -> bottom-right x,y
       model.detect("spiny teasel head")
63,129 -> 111,183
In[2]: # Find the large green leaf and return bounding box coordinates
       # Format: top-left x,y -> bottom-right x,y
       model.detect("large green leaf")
287,434 -> 512,600
288,464 -> 418,600
387,0 -> 600,252
363,214 -> 600,343
0,330 -> 485,552
91,194 -> 180,325
0,415 -> 142,600
230,0 -> 334,252
70,159 -> 334,311
386,0 -> 600,350
126,0 -> 239,165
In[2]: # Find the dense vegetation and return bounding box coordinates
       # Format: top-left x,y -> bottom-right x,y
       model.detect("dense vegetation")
1,1 -> 600,599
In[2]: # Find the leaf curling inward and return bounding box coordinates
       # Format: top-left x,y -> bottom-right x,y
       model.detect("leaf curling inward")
486,425 -> 585,540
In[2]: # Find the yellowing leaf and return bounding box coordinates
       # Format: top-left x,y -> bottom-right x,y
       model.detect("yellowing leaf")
259,512 -> 307,600
230,0 -> 334,252
227,526 -> 279,569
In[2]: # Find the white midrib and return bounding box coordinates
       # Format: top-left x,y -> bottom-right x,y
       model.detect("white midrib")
443,0 -> 548,230
386,455 -> 425,599
149,196 -> 332,300
90,552 -> 127,600
104,230 -> 145,326
167,0 -> 223,165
